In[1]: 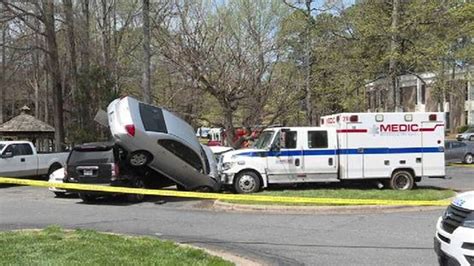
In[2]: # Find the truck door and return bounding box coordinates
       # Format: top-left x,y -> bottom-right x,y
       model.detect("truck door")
266,129 -> 303,183
0,144 -> 36,177
303,130 -> 338,181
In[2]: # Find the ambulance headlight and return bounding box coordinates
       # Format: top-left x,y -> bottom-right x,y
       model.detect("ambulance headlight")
222,162 -> 235,171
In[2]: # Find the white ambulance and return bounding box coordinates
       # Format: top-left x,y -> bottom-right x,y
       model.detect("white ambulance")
219,112 -> 445,193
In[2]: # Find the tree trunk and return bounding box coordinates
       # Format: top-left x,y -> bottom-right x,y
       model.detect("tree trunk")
100,0 -> 111,70
43,0 -> 65,151
388,0 -> 401,112
0,18 -> 5,123
79,0 -> 90,130
80,0 -> 90,71
304,0 -> 314,125
63,0 -> 78,100
141,0 -> 151,103
223,106 -> 237,148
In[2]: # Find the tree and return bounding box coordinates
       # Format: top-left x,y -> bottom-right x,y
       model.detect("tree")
141,0 -> 151,103
157,0 -> 290,147
42,0 -> 65,151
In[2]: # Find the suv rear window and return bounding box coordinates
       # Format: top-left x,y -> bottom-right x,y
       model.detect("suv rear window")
139,103 -> 168,133
68,149 -> 115,164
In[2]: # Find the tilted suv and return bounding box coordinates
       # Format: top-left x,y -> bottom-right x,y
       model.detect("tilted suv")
107,96 -> 220,192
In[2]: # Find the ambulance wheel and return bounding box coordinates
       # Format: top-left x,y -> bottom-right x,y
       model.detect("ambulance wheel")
128,151 -> 152,167
389,170 -> 414,190
463,153 -> 473,164
234,171 -> 260,194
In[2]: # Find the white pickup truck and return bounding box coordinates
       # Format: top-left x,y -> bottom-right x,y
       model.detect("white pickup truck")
0,141 -> 68,178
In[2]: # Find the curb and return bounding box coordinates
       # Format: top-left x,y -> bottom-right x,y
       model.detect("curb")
179,243 -> 262,266
213,200 -> 446,215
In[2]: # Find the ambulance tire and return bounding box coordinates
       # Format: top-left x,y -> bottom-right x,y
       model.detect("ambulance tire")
389,170 -> 414,190
234,171 -> 261,194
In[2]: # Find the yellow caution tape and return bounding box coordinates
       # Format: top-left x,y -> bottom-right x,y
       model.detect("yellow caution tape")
448,163 -> 474,168
0,177 -> 451,206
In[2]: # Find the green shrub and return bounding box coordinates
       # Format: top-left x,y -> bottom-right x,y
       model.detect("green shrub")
458,124 -> 473,133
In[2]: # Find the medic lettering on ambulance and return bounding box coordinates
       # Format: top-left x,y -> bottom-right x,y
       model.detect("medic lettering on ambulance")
380,124 -> 419,132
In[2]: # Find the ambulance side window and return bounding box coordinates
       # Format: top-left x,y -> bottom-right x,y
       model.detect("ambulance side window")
283,131 -> 297,149
308,131 -> 328,149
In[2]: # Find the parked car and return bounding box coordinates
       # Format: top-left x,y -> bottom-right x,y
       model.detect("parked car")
445,140 -> 474,164
0,141 -> 68,179
456,128 -> 474,141
48,167 -> 69,197
64,142 -> 149,202
107,96 -> 220,192
434,191 -> 474,266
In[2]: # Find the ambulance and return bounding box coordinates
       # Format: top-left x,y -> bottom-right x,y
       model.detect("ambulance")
218,112 -> 445,193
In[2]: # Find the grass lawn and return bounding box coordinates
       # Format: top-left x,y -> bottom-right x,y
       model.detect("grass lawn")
223,187 -> 455,206
0,227 -> 232,266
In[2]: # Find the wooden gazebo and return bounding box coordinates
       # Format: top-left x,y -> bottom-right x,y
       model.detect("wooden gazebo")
0,106 -> 55,152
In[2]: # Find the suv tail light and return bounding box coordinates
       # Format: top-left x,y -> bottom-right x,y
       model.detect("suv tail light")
111,163 -> 119,179
125,124 -> 135,137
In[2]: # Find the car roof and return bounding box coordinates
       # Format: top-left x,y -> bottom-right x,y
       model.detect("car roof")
73,142 -> 115,151
0,141 -> 31,145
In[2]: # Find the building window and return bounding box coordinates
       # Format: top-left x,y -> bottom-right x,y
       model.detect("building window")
465,81 -> 469,101
421,85 -> 426,104
446,112 -> 450,129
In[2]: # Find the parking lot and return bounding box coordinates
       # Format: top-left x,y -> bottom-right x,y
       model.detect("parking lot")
0,165 -> 472,265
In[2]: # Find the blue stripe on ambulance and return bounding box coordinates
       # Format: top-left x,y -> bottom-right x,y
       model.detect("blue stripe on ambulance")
235,147 -> 443,157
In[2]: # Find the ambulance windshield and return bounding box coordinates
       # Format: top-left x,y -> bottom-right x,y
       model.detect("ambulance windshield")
253,131 -> 275,150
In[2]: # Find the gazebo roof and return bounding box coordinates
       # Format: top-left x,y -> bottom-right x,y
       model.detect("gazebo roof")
0,112 -> 55,133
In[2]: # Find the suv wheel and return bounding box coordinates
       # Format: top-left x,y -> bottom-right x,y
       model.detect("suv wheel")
389,170 -> 414,190
234,171 -> 261,194
464,153 -> 474,164
128,151 -> 151,167
54,192 -> 66,198
79,193 -> 98,203
127,178 -> 145,203
470,136 -> 474,141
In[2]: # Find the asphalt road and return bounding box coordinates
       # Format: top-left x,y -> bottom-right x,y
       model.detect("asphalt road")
0,166 -> 472,265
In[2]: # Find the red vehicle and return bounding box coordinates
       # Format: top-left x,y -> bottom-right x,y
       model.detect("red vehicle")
206,127 -> 262,148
